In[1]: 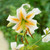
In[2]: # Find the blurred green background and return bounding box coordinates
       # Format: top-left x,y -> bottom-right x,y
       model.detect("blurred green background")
0,0 -> 50,50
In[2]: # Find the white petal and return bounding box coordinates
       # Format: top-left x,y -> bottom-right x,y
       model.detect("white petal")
49,31 -> 50,33
15,29 -> 22,33
21,3 -> 30,8
12,23 -> 22,33
42,34 -> 50,42
32,8 -> 41,15
47,34 -> 50,41
22,7 -> 27,18
17,6 -> 27,19
16,44 -> 24,49
42,35 -> 45,38
30,26 -> 38,33
26,19 -> 38,36
7,15 -> 18,23
27,8 -> 41,19
43,30 -> 46,34
43,27 -> 49,34
46,27 -> 49,31
11,42 -> 17,49
12,24 -> 18,30
26,19 -> 37,27
29,19 -> 37,25
27,25 -> 38,36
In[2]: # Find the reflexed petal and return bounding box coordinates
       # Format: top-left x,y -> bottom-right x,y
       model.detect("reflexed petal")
16,44 -> 24,49
17,7 -> 26,20
17,3 -> 30,20
21,3 -> 30,8
26,8 -> 41,19
11,42 -> 17,48
7,15 -> 19,23
32,8 -> 41,15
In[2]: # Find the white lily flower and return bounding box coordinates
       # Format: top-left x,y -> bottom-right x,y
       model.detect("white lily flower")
11,42 -> 24,50
7,3 -> 41,34
42,34 -> 50,42
11,42 -> 17,50
43,27 -> 50,34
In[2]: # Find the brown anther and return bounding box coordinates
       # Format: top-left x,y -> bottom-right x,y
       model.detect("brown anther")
25,30 -> 27,35
15,35 -> 17,41
21,37 -> 23,43
27,28 -> 33,38
29,32 -> 33,38
25,38 -> 29,44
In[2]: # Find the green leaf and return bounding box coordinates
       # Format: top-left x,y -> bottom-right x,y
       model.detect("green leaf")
27,45 -> 39,50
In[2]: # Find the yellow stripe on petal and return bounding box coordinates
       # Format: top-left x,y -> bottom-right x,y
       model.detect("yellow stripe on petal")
20,10 -> 25,20
26,13 -> 34,19
11,18 -> 19,22
16,22 -> 21,31
26,20 -> 35,26
25,22 -> 30,26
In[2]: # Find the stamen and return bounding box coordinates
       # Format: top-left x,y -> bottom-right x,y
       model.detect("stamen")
25,38 -> 29,44
27,28 -> 33,38
25,30 -> 27,35
15,35 -> 17,41
21,37 -> 23,43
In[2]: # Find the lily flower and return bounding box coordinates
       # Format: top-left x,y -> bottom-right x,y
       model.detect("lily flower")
11,42 -> 24,50
42,27 -> 50,42
42,34 -> 50,42
43,27 -> 50,34
7,4 -> 41,34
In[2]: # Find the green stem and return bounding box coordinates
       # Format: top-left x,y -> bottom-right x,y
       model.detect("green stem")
24,34 -> 26,50
22,21 -> 27,50
23,30 -> 26,50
